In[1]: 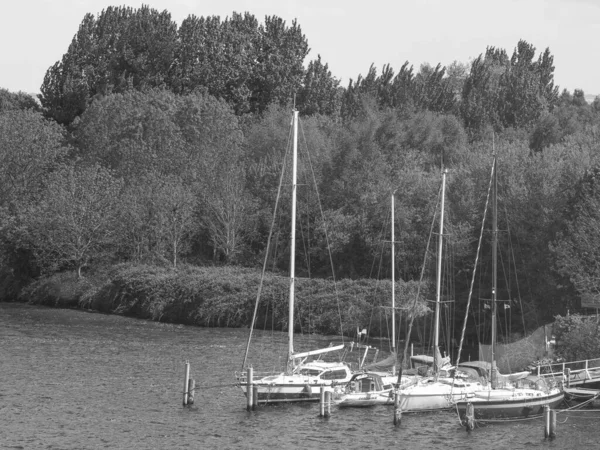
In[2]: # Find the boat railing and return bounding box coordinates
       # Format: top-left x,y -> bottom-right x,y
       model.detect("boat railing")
533,357 -> 600,385
234,370 -> 285,385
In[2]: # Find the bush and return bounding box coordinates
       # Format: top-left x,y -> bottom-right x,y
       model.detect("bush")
553,314 -> 600,361
14,262 -> 431,337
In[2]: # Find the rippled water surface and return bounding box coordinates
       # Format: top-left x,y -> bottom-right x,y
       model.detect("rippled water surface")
1,302 -> 598,449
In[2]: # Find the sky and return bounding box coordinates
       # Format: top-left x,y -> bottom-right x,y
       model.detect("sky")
1,0 -> 599,99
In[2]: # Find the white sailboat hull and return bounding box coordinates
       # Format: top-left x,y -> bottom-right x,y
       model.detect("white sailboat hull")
398,379 -> 485,412
240,378 -> 334,404
456,388 -> 564,420
336,390 -> 394,407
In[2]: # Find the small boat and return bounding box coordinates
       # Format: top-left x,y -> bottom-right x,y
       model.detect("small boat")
334,372 -> 395,407
455,156 -> 564,422
243,358 -> 354,404
456,376 -> 564,420
563,386 -> 600,402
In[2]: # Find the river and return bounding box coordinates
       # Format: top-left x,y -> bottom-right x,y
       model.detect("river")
1,302 -> 597,449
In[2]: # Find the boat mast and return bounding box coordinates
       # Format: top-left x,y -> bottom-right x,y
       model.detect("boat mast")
433,169 -> 447,374
391,190 -> 396,375
287,110 -> 299,372
491,155 -> 498,388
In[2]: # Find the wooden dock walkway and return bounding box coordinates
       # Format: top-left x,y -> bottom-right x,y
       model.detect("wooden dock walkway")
533,357 -> 600,388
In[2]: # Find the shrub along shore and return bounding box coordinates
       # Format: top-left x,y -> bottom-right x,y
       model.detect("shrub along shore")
16,263 -> 430,338
15,263 -> 600,365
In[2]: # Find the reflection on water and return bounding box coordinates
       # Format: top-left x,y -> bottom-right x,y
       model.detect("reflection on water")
1,302 -> 598,449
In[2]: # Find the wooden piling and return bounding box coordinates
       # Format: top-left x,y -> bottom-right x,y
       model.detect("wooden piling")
325,391 -> 331,417
565,368 -> 571,388
543,405 -> 556,439
319,386 -> 326,417
252,384 -> 258,410
187,378 -> 195,405
183,360 -> 190,407
393,391 -> 401,427
246,367 -> 254,411
465,402 -> 475,431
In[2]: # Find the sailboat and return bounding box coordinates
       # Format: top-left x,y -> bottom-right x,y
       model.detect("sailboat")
454,155 -> 564,421
236,109 -> 353,404
396,169 -> 487,412
333,192 -> 419,407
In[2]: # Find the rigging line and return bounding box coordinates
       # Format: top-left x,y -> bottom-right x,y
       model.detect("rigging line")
456,159 -> 495,366
296,165 -> 314,339
298,119 -> 345,342
442,238 -> 453,360
512,223 -> 537,328
401,179 -> 442,367
241,119 -> 293,371
367,203 -> 390,347
505,210 -> 527,334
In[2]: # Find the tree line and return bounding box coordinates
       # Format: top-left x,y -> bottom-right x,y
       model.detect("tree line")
2,5 -> 600,336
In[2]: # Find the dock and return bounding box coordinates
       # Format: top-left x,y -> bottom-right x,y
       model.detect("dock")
533,357 -> 600,388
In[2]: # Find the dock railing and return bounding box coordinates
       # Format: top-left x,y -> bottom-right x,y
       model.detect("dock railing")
533,357 -> 600,387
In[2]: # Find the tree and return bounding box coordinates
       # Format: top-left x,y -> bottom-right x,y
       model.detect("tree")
73,89 -> 187,179
172,92 -> 252,263
174,13 -> 257,114
444,60 -> 469,100
296,55 -> 341,116
0,109 -> 69,209
413,63 -> 456,113
115,173 -> 195,267
461,47 -> 507,136
0,89 -> 40,112
250,16 -> 309,113
551,166 -> 600,304
198,152 -> 253,263
553,314 -> 600,361
40,6 -> 178,125
25,164 -> 124,277
175,13 -> 309,115
499,40 -> 558,129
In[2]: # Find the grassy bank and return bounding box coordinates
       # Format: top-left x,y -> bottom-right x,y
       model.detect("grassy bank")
17,263 -> 430,337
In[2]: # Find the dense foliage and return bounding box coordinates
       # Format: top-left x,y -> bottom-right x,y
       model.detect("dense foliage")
2,6 -> 600,342
19,264 -> 430,337
553,314 -> 600,361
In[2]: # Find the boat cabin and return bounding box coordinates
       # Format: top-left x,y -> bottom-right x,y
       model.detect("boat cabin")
294,361 -> 353,383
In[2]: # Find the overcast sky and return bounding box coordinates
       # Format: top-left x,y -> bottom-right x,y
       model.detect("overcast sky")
1,0 -> 598,98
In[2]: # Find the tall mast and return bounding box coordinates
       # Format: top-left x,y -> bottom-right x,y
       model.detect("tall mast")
433,169 -> 447,374
491,155 -> 498,388
391,191 -> 396,375
288,110 -> 299,370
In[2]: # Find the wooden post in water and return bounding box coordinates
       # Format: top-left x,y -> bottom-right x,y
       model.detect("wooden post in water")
393,391 -> 401,427
543,406 -> 556,438
565,368 -> 571,388
252,384 -> 258,410
465,402 -> 475,431
325,391 -> 331,417
319,386 -> 326,417
246,367 -> 254,411
187,378 -> 195,405
183,360 -> 190,407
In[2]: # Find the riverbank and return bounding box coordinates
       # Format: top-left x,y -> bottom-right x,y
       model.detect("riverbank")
14,263 -> 430,337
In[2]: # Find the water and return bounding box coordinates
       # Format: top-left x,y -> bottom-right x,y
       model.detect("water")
1,302 -> 597,449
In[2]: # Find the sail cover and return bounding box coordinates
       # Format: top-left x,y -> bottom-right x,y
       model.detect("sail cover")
363,353 -> 397,372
